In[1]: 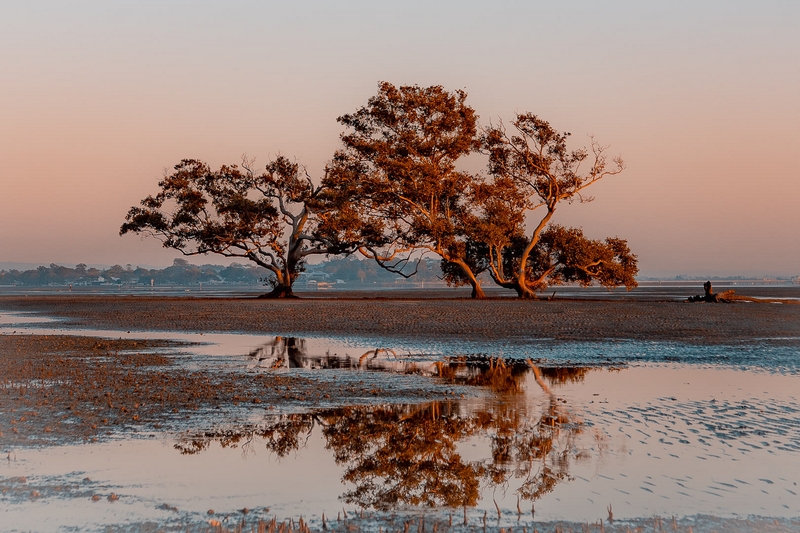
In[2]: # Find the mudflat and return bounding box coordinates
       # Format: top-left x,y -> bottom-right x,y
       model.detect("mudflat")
1,294 -> 799,344
0,333 -> 442,447
2,294 -> 800,532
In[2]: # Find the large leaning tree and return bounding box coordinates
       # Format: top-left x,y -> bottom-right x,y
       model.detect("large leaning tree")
502,225 -> 636,291
472,114 -> 634,298
318,81 -> 489,298
442,223 -> 638,297
120,156 -> 336,298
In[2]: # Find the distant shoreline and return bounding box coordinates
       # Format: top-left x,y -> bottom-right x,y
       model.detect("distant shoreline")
1,283 -> 799,306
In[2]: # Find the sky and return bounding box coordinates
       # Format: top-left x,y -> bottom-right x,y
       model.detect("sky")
1,1 -> 798,277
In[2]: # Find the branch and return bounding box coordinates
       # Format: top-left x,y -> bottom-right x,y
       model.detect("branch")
395,194 -> 433,222
297,245 -> 330,258
246,251 -> 281,276
359,246 -> 420,279
486,245 -> 510,285
525,265 -> 556,291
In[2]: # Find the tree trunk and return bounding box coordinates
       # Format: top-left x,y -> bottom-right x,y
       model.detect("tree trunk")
451,259 -> 486,299
471,283 -> 486,299
512,277 -> 538,299
515,286 -> 538,299
488,273 -> 532,299
256,257 -> 301,299
256,268 -> 296,298
257,284 -> 297,298
512,210 -> 554,299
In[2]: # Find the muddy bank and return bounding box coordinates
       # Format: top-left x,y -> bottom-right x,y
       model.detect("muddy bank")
0,335 -> 446,447
2,295 -> 800,345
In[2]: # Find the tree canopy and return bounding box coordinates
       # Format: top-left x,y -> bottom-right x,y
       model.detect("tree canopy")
473,114 -> 632,297
319,82 -> 488,297
121,82 -> 637,298
120,156 -> 333,297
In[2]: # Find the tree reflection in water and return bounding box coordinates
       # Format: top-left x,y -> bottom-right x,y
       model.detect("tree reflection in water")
245,337 -> 551,395
320,403 -> 485,508
247,337 -> 308,369
177,351 -> 592,510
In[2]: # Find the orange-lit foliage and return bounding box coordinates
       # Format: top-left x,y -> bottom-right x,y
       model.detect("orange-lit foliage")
320,403 -> 485,508
436,357 -> 527,394
173,364 -> 586,509
539,366 -> 592,385
121,157 -> 335,298
320,82 -> 487,298
474,114 -> 631,298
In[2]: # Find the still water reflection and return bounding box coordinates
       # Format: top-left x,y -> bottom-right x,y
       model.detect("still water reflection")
3,361 -> 800,530
2,315 -> 800,531
245,336 -> 591,390
176,365 -> 586,509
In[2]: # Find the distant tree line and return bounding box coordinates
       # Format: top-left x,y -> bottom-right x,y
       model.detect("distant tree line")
121,82 -> 638,298
0,257 -> 447,288
314,255 -> 445,285
0,260 -> 252,287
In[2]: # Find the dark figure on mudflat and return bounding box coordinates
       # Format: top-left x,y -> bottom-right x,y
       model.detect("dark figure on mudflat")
688,280 -> 727,302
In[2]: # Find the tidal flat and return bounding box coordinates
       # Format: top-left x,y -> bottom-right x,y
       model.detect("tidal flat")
1,293 -> 799,532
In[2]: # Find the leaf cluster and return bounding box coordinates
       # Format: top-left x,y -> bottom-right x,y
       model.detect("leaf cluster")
514,225 -> 638,291
321,82 -> 480,268
121,156 -> 326,291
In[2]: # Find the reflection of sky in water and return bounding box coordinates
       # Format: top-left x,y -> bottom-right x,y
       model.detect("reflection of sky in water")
3,367 -> 799,531
1,312 -> 800,531
0,312 -> 59,325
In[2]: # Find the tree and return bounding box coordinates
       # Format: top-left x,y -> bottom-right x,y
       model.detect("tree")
121,156 -> 331,297
319,82 -> 488,298
525,225 -> 637,290
445,225 -> 638,295
474,113 -> 630,298
219,262 -> 262,284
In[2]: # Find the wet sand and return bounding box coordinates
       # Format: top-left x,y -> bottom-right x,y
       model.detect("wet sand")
2,295 -> 800,532
3,295 -> 797,449
2,294 -> 800,345
0,334 -> 444,447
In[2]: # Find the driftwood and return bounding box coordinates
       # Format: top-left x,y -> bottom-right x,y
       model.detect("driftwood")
687,281 -> 734,303
686,281 -> 798,304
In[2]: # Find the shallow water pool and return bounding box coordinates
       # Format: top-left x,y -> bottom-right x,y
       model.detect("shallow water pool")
1,311 -> 799,532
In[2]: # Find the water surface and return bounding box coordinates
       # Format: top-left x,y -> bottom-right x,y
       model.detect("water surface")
1,311 -> 799,532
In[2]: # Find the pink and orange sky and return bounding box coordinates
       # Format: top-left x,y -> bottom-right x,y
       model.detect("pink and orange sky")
2,1 -> 798,277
